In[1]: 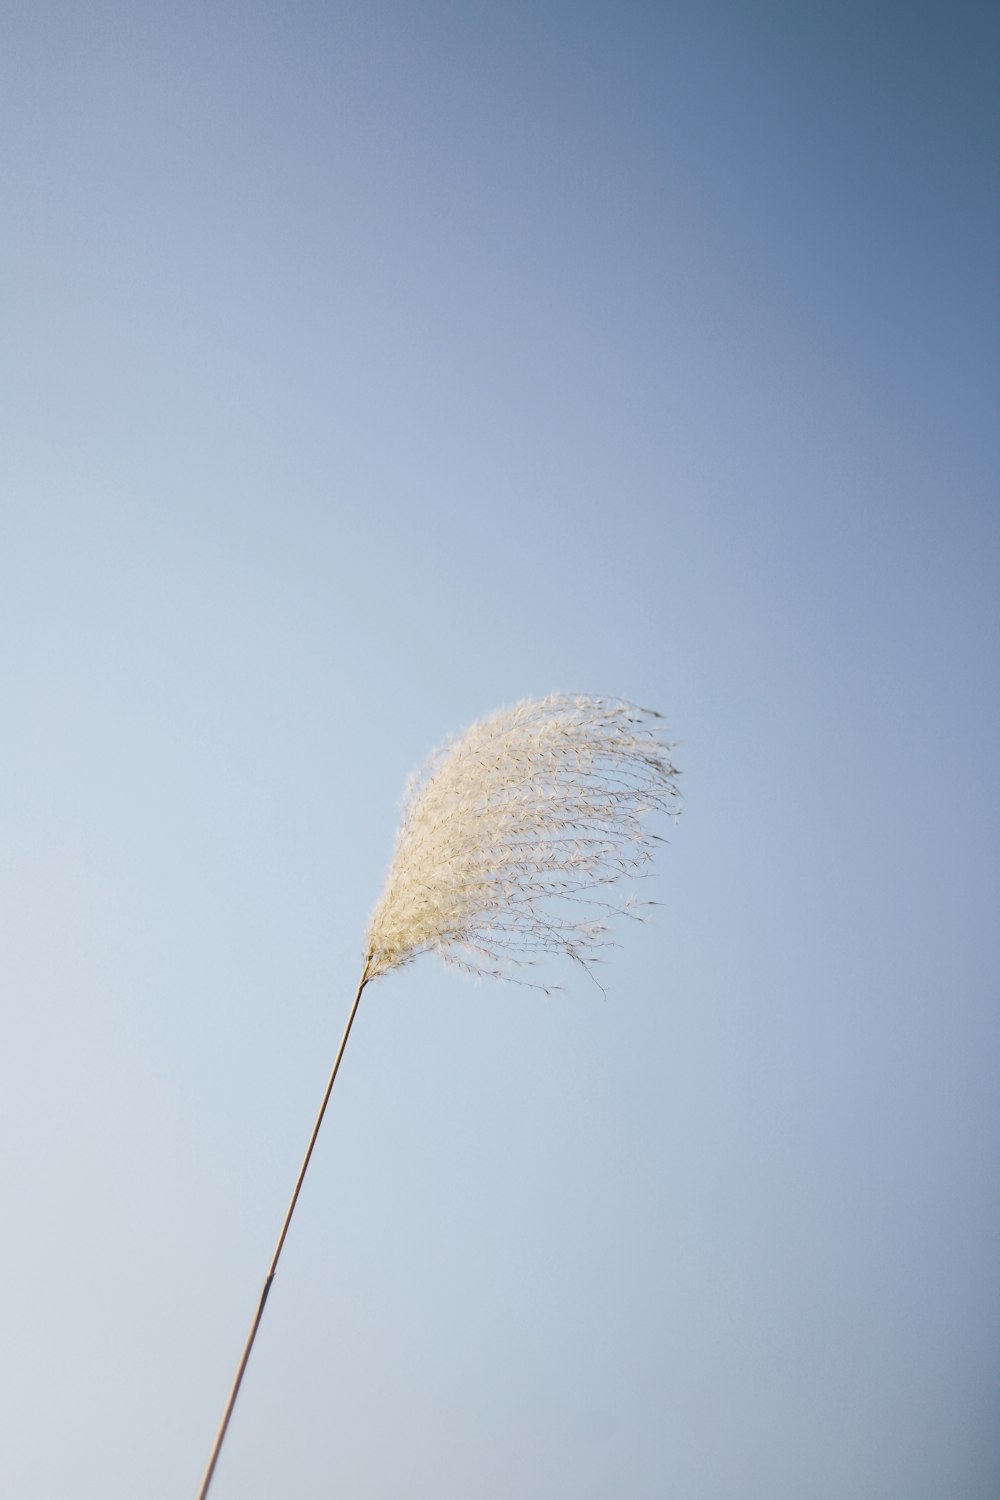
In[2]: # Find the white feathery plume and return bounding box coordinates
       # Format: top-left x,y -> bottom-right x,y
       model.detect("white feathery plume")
197,694 -> 680,1497
365,693 -> 680,985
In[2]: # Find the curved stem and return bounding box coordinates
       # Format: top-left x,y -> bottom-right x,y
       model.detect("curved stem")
196,964 -> 371,1499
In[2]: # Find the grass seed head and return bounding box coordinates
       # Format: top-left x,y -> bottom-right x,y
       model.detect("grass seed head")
363,693 -> 681,986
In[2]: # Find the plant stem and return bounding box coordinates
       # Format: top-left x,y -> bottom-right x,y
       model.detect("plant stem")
196,963 -> 371,1499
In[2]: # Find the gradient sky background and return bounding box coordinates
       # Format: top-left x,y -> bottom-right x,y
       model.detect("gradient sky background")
2,3 -> 998,1497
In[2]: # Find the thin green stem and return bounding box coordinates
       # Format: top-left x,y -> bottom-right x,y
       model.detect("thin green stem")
196,963 -> 371,1499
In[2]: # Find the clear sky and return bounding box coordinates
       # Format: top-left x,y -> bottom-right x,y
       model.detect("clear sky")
2,3 -> 998,1496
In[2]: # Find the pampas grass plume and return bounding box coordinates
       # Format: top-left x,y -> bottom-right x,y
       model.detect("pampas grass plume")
365,693 -> 680,985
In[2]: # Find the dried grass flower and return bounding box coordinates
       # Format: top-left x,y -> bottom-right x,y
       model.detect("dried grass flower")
364,693 -> 681,986
197,692 -> 680,1496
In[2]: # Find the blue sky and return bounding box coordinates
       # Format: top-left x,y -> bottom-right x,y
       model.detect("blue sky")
2,3 -> 998,1496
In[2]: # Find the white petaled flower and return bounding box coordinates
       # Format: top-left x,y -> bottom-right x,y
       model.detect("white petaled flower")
364,694 -> 681,986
